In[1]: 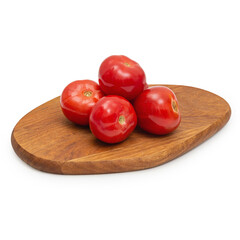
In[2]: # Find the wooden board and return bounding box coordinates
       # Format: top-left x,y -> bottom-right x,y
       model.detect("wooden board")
11,85 -> 231,174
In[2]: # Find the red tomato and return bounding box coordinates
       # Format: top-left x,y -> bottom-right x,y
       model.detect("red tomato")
134,86 -> 181,135
89,96 -> 137,143
60,80 -> 104,125
98,55 -> 147,101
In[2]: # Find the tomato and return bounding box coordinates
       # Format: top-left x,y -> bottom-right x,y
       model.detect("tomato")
134,86 -> 181,135
98,55 -> 147,101
60,80 -> 104,125
89,96 -> 137,143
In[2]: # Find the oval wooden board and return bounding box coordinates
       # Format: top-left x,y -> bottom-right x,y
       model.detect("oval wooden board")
11,85 -> 231,174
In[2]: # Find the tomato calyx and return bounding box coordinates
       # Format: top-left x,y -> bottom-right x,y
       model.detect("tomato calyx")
171,98 -> 178,113
118,115 -> 126,125
123,62 -> 131,67
83,90 -> 93,97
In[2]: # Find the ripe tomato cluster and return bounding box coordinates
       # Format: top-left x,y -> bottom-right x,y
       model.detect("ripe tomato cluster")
60,55 -> 181,143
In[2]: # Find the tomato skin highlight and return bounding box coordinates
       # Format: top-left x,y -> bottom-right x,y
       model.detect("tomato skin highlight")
134,86 -> 181,135
60,80 -> 104,125
89,95 -> 137,144
98,55 -> 146,101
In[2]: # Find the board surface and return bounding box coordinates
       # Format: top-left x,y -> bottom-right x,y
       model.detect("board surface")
11,85 -> 231,174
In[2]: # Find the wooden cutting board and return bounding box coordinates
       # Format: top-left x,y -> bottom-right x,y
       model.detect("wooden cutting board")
11,85 -> 231,174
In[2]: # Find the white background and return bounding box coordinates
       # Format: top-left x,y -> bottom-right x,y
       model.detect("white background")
0,0 -> 239,239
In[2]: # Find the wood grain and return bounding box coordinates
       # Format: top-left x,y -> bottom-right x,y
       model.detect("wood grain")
11,85 -> 231,174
